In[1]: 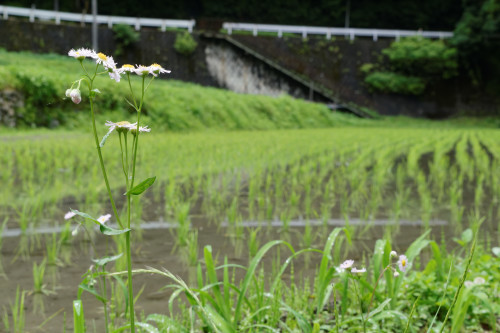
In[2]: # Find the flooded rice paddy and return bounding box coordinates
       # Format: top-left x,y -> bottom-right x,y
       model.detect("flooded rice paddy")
1,128 -> 499,331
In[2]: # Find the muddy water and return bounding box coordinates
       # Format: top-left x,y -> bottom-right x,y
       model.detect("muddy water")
0,215 -> 450,332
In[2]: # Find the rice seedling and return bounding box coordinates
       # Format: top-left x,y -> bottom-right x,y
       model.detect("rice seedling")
174,202 -> 191,248
185,229 -> 199,267
32,259 -> 49,295
2,287 -> 26,333
45,233 -> 62,267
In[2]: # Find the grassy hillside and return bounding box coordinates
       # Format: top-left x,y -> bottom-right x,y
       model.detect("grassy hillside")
0,49 -> 365,130
1,49 -> 498,131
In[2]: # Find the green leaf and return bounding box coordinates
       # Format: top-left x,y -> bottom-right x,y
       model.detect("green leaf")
78,284 -> 106,303
135,322 -> 159,333
99,224 -> 130,236
126,177 -> 156,195
92,253 -> 123,267
461,229 -> 473,243
73,300 -> 85,333
70,209 -> 96,221
368,298 -> 392,319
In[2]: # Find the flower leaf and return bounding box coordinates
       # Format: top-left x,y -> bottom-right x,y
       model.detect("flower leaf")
70,209 -> 99,223
92,253 -> 123,267
126,177 -> 156,196
99,224 -> 130,236
79,284 -> 107,303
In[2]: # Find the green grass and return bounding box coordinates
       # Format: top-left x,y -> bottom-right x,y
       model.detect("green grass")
0,48 -> 363,131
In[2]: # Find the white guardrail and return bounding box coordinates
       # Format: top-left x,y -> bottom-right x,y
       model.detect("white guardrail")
223,22 -> 453,41
0,5 -> 195,32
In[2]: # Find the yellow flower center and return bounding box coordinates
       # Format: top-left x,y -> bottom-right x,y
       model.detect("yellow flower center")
116,121 -> 130,127
402,259 -> 406,267
97,52 -> 107,61
150,63 -> 161,68
122,64 -> 134,69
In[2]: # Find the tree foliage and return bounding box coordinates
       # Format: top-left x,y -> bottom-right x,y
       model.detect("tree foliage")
452,0 -> 500,90
362,37 -> 458,95
453,0 -> 500,56
382,37 -> 458,79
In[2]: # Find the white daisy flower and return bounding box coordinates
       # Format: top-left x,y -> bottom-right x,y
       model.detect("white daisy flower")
64,211 -> 76,220
103,55 -> 117,70
464,280 -> 474,288
105,120 -> 137,134
97,214 -> 111,224
108,68 -> 122,82
120,64 -> 136,74
134,65 -> 152,76
340,260 -> 354,270
351,267 -> 366,274
68,48 -> 96,60
95,52 -> 111,65
149,63 -> 171,77
130,125 -> 151,135
398,255 -> 408,272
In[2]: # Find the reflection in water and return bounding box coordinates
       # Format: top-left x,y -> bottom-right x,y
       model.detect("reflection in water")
33,293 -> 45,316
47,266 -> 59,291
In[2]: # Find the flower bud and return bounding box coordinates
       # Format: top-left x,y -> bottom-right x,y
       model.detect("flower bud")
390,251 -> 398,258
70,89 -> 81,104
65,89 -> 72,98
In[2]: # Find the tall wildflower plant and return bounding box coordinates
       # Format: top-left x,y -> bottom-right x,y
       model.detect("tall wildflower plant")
66,47 -> 170,332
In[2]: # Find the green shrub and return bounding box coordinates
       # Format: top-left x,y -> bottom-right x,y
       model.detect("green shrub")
174,32 -> 198,56
112,24 -> 140,57
365,71 -> 426,95
362,36 -> 458,95
14,72 -> 65,127
382,36 -> 458,79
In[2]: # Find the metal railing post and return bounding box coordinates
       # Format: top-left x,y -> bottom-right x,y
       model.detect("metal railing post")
29,4 -> 35,23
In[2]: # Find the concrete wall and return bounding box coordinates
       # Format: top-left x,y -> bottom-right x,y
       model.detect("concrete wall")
0,18 -> 497,117
230,35 -> 498,117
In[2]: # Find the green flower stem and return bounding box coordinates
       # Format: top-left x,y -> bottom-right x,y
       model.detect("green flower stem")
126,73 -> 138,110
123,75 -> 145,333
81,60 -> 124,230
125,231 -> 134,332
88,94 -> 124,230
366,264 -> 391,315
353,278 -> 367,333
101,267 -> 109,333
438,236 -> 476,333
130,76 -> 146,188
118,133 -> 129,187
